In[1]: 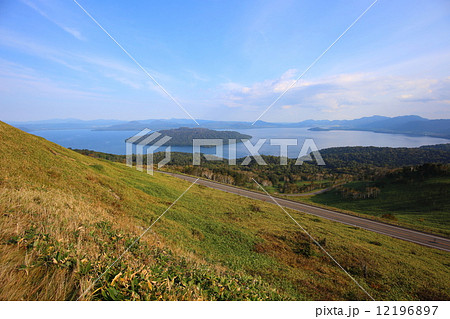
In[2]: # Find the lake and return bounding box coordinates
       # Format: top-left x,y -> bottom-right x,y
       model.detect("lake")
31,128 -> 449,159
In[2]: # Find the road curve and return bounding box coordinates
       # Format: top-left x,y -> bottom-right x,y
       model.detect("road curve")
160,171 -> 450,252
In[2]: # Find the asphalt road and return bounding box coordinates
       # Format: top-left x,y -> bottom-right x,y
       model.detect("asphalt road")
160,171 -> 450,252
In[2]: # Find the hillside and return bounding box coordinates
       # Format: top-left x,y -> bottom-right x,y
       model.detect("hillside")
299,164 -> 450,237
0,121 -> 449,300
73,146 -> 450,234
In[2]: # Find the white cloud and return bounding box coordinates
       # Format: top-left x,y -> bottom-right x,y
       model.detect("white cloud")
21,0 -> 85,40
0,29 -> 175,91
0,58 -> 103,99
216,70 -> 450,120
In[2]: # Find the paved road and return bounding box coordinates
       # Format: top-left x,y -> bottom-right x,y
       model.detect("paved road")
160,171 -> 450,252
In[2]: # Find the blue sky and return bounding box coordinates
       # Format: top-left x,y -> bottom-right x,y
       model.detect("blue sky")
1,0 -> 449,123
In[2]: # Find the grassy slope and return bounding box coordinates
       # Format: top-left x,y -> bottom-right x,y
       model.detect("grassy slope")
0,121 -> 449,300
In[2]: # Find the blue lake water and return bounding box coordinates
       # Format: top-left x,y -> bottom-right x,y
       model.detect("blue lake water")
31,128 -> 449,159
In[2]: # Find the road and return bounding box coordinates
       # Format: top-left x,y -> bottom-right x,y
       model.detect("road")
160,171 -> 450,252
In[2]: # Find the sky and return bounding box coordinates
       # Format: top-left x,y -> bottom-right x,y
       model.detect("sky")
0,0 -> 449,123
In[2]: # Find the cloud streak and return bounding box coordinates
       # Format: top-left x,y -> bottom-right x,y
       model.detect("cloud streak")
0,28 -> 175,93
21,0 -> 85,40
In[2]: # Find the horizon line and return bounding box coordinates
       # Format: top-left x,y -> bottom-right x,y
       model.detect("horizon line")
5,114 -> 450,124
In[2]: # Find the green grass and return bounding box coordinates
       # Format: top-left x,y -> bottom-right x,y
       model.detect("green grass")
305,178 -> 450,237
0,121 -> 449,300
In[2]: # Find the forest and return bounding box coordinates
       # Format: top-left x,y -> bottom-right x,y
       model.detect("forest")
73,143 -> 450,194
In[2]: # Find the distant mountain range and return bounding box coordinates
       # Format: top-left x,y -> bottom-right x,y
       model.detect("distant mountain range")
94,119 -> 285,131
7,115 -> 450,139
308,115 -> 450,139
8,119 -> 126,131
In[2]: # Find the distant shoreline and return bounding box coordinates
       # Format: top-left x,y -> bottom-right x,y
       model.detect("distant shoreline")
308,127 -> 450,140
10,115 -> 450,141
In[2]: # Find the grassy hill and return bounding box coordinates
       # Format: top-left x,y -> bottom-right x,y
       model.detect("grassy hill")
0,121 -> 449,300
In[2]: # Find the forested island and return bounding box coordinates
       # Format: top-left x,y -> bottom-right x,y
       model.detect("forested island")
128,127 -> 252,147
